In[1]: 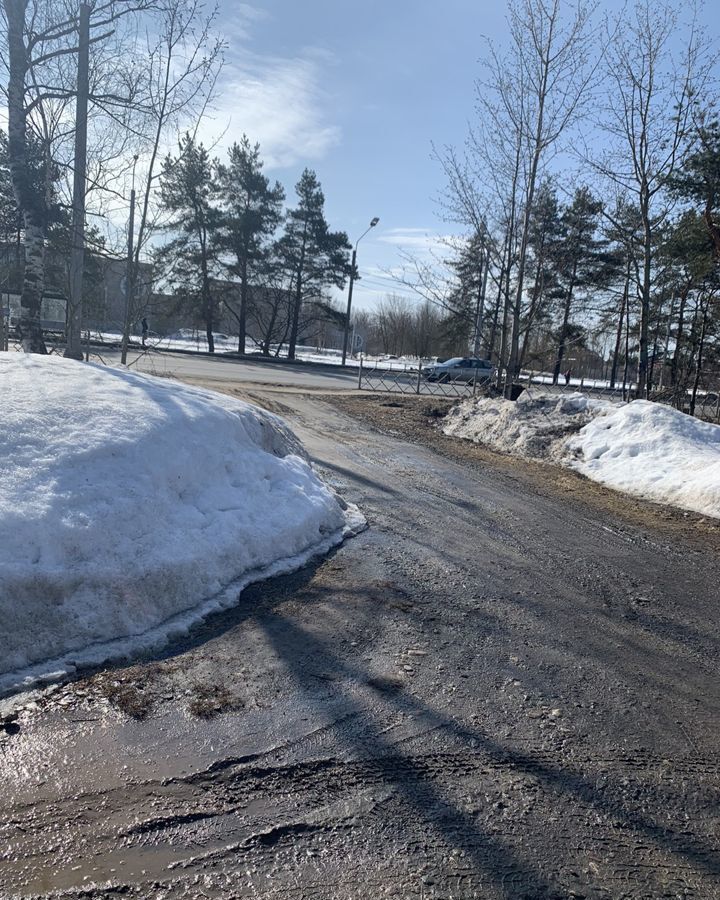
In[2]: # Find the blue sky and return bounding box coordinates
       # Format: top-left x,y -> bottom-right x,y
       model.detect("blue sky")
201,1 -> 510,310
201,1 -> 720,312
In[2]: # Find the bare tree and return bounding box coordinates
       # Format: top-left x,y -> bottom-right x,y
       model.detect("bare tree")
374,294 -> 413,357
591,0 -> 710,396
497,0 -> 596,395
120,0 -> 223,362
0,0 -> 155,353
434,0 -> 594,393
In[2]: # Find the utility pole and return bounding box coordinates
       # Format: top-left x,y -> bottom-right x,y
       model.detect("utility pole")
120,156 -> 138,365
342,247 -> 357,367
342,216 -> 378,367
64,2 -> 90,360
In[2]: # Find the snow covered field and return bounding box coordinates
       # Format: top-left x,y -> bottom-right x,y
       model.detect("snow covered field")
0,356 -> 363,694
90,329 -> 418,371
444,393 -> 720,519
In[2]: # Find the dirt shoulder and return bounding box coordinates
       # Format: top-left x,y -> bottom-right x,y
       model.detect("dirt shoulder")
325,391 -> 720,550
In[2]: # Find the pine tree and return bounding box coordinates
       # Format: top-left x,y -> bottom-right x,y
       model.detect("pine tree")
448,231 -> 489,357
660,211 -> 716,390
601,199 -> 642,390
0,128 -> 64,346
669,118 -> 720,258
549,188 -> 613,382
0,131 -> 21,245
0,131 -> 24,302
666,116 -> 720,400
521,180 -> 563,368
157,135 -> 220,352
278,169 -> 352,360
215,137 -> 285,353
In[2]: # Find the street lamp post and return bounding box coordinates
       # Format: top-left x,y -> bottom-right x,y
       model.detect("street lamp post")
120,154 -> 139,365
342,216 -> 379,366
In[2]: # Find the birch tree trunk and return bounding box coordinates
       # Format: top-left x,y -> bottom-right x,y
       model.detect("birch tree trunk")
4,0 -> 47,354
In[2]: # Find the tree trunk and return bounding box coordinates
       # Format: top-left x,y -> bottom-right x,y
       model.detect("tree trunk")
287,228 -> 307,361
610,260 -> 630,389
622,284 -> 631,401
199,254 -> 214,353
506,45 -> 551,397
689,299 -> 708,418
496,279 -> 510,390
519,246 -> 546,371
472,251 -> 486,357
648,293 -> 664,393
287,273 -> 302,361
4,0 -> 47,354
658,293 -> 675,391
553,262 -> 578,384
238,245 -> 248,354
496,225 -> 515,389
637,189 -> 652,397
261,292 -> 280,355
204,291 -> 215,353
487,267 -> 503,361
553,292 -> 573,384
670,283 -> 689,387
64,2 -> 90,361
488,233 -> 509,364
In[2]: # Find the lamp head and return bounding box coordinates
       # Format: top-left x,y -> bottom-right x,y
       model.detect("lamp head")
370,217 -> 379,227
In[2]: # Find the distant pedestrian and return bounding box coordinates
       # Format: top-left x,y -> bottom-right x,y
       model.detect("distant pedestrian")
141,317 -> 148,347
564,368 -> 571,386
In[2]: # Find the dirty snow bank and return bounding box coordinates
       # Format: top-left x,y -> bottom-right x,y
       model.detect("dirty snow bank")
443,393 -> 608,460
444,393 -> 720,519
0,356 -> 363,694
566,400 -> 720,518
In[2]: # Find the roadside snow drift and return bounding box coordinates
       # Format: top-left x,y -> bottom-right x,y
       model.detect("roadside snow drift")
0,355 -> 363,693
443,393 -> 607,460
566,400 -> 720,519
444,393 -> 720,519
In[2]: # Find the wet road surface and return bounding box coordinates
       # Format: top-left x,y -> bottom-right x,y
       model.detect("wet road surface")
2,389 -> 719,899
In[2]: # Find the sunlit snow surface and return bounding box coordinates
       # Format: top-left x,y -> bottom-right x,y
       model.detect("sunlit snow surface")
0,355 -> 363,693
567,399 -> 720,519
444,392 -> 720,520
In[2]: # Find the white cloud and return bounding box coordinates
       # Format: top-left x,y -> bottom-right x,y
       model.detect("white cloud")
378,228 -> 454,257
220,5 -> 270,42
199,48 -> 341,170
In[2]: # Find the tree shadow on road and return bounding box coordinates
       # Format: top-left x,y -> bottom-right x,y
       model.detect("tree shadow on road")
251,598 -> 720,897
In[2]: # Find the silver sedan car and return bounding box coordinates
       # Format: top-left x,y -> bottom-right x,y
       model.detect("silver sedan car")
423,357 -> 496,383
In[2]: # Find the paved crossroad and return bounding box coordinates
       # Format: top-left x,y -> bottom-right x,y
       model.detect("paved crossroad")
97,348 -> 361,391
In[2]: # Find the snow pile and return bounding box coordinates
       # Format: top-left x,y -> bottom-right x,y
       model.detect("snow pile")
566,400 -> 720,518
0,355 -> 363,693
443,392 -> 607,460
444,390 -> 720,519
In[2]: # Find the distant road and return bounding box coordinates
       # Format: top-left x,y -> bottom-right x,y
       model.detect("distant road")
97,348 -> 360,391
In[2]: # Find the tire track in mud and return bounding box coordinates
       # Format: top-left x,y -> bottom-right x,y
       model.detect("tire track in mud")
6,743 -> 719,898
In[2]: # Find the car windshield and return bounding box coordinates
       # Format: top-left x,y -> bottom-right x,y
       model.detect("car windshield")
443,358 -> 464,366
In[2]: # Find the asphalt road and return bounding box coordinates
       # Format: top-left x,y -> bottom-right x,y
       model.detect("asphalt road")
97,347 -> 361,391
2,388 -> 719,899
96,348 -> 628,403
97,348 -> 475,398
